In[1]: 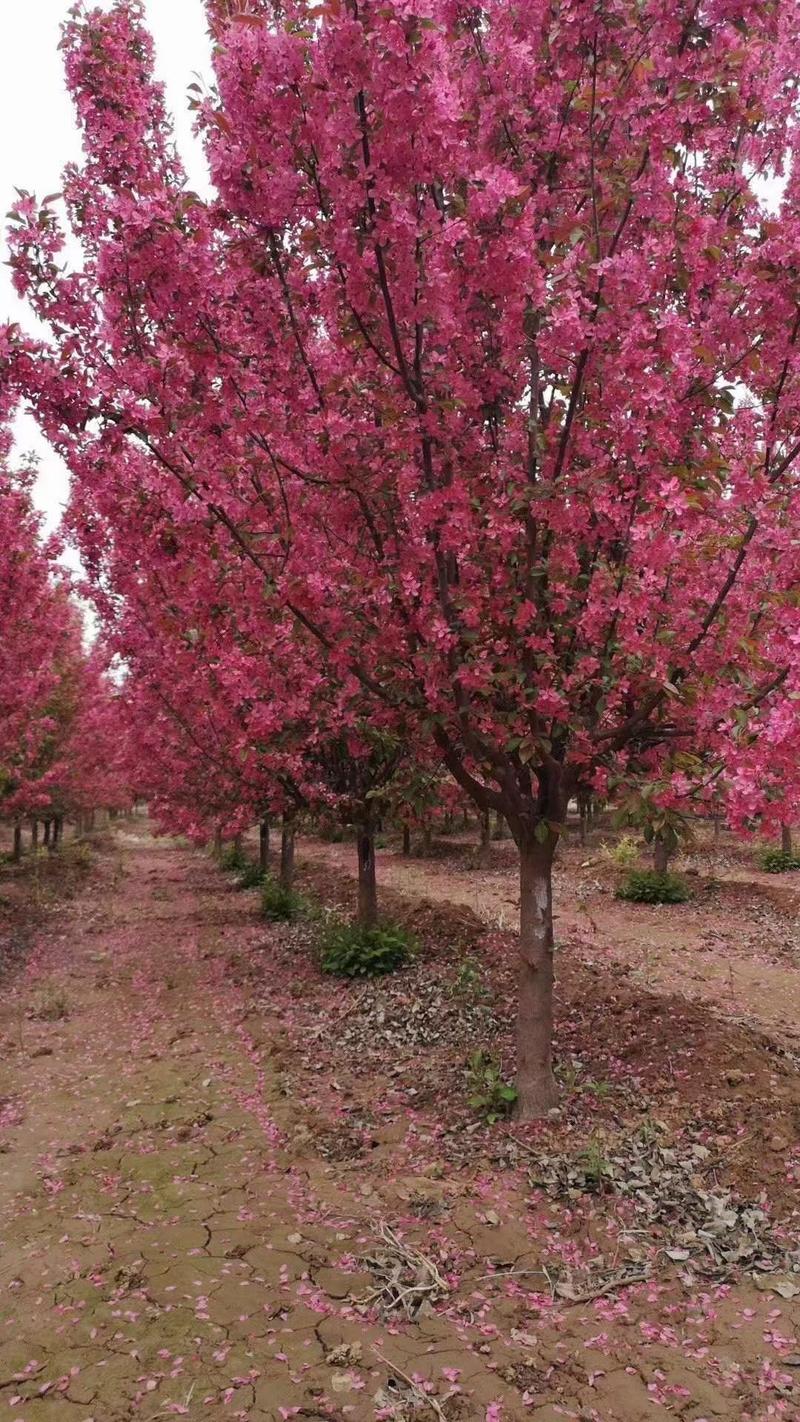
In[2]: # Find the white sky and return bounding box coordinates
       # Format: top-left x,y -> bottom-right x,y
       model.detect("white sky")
0,1 -> 213,558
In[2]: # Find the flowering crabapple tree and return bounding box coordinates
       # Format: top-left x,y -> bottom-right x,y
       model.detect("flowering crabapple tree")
0,426 -> 127,846
7,0 -> 800,1115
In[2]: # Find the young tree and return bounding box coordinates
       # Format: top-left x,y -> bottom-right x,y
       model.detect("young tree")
7,0 -> 800,1114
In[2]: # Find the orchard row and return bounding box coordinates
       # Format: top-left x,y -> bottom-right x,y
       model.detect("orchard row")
3,0 -> 800,1114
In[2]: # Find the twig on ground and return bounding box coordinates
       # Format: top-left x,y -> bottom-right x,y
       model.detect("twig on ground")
373,1351 -> 448,1421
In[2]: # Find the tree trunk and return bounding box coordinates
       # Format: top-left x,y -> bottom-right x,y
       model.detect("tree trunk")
280,814 -> 295,891
43,819 -> 51,848
259,818 -> 270,874
402,824 -> 411,856
213,828 -> 222,856
356,819 -> 378,928
422,823 -> 433,855
516,833 -> 559,1119
478,808 -> 492,865
54,816 -> 64,849
782,823 -> 793,855
653,833 -> 669,875
12,823 -> 22,864
31,821 -> 39,851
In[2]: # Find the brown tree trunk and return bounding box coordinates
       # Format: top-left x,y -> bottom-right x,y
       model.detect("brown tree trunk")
782,823 -> 793,855
280,814 -> 295,891
516,832 -> 559,1119
54,816 -> 64,849
478,808 -> 492,865
357,819 -> 378,928
213,828 -> 222,856
43,819 -> 52,848
402,825 -> 411,857
259,818 -> 270,874
422,823 -> 433,855
31,820 -> 39,851
12,823 -> 22,863
653,833 -> 670,875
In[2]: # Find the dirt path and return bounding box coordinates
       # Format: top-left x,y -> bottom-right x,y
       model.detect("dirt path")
0,831 -> 529,1421
1,831 -> 799,1421
297,837 -> 800,1054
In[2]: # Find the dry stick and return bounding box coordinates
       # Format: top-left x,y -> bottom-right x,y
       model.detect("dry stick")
372,1351 -> 448,1422
557,1270 -> 650,1306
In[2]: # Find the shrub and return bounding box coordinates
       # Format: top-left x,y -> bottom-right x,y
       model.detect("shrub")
236,860 -> 265,889
261,876 -> 302,922
319,918 -> 414,978
617,869 -> 689,904
467,1050 -> 518,1124
760,847 -> 800,874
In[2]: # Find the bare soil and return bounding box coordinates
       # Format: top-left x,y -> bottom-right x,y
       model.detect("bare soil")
0,826 -> 798,1421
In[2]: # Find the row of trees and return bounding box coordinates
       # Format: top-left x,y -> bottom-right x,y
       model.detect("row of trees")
4,0 -> 800,1114
0,410 -> 128,853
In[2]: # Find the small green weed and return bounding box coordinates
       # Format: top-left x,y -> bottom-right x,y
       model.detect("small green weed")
617,869 -> 689,904
577,1138 -> 612,1193
449,955 -> 489,1003
261,877 -> 303,922
319,919 -> 414,978
236,860 -> 265,890
467,1050 -> 518,1124
219,843 -> 247,873
602,834 -> 641,871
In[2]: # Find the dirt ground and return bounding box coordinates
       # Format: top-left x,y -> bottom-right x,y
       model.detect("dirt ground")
298,829 -> 800,1058
0,826 -> 799,1421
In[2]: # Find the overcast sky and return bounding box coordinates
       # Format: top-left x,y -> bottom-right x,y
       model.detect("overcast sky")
0,1 -> 213,555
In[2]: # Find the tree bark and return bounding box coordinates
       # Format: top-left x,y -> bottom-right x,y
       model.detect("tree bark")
213,828 -> 222,856
782,823 -> 793,855
516,832 -> 559,1119
43,819 -> 52,848
259,818 -> 270,874
356,819 -> 378,928
31,821 -> 39,851
12,823 -> 22,864
402,824 -> 411,857
422,823 -> 433,855
653,832 -> 670,875
280,814 -> 295,891
54,816 -> 64,849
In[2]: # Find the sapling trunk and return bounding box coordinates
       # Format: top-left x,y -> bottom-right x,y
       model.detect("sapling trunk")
280,814 -> 295,891
402,824 -> 411,856
31,821 -> 39,850
356,818 -> 378,927
516,831 -> 559,1119
12,823 -> 22,864
479,808 -> 491,865
782,823 -> 793,855
653,832 -> 670,875
259,818 -> 270,873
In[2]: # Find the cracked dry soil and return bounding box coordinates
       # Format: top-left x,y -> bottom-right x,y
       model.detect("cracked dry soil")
1,829 -> 798,1422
